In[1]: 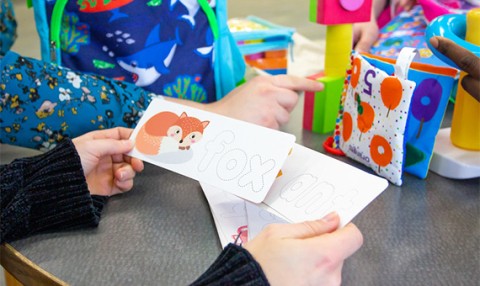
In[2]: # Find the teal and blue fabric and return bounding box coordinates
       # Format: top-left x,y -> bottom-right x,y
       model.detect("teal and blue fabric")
0,0 -> 17,56
0,51 -> 155,150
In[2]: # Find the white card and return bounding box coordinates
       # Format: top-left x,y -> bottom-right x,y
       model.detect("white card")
201,182 -> 248,247
263,143 -> 389,227
129,98 -> 296,203
245,201 -> 287,241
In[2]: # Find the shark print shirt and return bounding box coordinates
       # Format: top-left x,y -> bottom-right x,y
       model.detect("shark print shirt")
45,0 -> 216,103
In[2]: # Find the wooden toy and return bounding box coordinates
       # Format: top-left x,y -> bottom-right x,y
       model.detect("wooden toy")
310,0 -> 372,25
303,71 -> 324,131
311,76 -> 345,133
303,0 -> 372,133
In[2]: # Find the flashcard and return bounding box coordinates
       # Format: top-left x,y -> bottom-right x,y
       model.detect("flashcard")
245,201 -> 287,241
129,97 -> 296,203
201,182 -> 248,247
263,143 -> 389,227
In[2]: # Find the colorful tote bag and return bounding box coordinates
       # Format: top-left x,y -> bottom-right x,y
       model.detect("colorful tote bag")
361,53 -> 458,179
334,49 -> 458,185
29,0 -> 245,103
336,49 -> 417,186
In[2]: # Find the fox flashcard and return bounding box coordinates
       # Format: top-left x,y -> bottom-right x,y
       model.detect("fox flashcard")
136,111 -> 210,155
129,97 -> 296,203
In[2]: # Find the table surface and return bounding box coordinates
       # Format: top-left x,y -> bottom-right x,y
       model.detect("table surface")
5,100 -> 480,286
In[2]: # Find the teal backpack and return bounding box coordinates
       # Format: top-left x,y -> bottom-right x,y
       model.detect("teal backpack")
28,0 -> 246,102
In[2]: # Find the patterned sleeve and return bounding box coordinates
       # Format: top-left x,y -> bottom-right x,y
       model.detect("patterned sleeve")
0,139 -> 107,243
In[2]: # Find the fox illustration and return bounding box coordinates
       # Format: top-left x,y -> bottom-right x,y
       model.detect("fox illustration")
136,111 -> 210,155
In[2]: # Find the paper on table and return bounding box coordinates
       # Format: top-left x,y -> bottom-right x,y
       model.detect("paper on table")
129,97 -> 296,203
201,182 -> 248,247
245,201 -> 288,241
201,143 -> 388,245
263,143 -> 389,226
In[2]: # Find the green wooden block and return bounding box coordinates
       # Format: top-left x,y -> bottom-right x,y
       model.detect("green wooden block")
309,0 -> 318,23
312,76 -> 344,134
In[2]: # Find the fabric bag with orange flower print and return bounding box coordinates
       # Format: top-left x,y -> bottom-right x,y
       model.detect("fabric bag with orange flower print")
334,48 -> 418,186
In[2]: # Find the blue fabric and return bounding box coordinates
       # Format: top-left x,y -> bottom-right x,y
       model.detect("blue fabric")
363,54 -> 457,179
212,0 -> 246,100
0,51 -> 155,150
370,5 -> 451,68
40,0 -> 219,103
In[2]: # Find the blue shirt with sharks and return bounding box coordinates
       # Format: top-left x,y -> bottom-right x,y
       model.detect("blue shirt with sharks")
45,0 -> 216,103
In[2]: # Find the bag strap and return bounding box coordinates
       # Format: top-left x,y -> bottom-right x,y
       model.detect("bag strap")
198,0 -> 219,40
49,0 -> 68,64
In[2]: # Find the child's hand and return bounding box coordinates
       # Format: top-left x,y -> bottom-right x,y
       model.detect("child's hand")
207,75 -> 324,129
73,127 -> 144,197
168,75 -> 324,130
353,20 -> 380,53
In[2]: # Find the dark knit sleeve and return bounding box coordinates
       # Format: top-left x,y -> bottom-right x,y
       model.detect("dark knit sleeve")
0,139 -> 107,243
190,243 -> 270,286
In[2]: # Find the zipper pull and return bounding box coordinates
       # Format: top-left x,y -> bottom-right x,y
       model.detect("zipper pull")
50,40 -> 57,64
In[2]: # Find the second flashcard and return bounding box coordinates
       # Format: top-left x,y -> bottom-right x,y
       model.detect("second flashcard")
129,97 -> 296,203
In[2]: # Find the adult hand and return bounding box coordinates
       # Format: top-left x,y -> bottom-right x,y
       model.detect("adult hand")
430,36 -> 480,102
72,127 -> 144,196
205,75 -> 324,129
244,212 -> 363,286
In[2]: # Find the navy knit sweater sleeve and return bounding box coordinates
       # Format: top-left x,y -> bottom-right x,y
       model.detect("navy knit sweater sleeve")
0,139 -> 107,243
191,243 -> 270,286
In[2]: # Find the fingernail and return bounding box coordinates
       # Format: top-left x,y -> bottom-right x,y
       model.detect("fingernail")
321,211 -> 338,223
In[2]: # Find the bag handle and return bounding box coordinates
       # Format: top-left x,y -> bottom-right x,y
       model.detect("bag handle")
198,0 -> 219,40
49,0 -> 67,64
394,47 -> 419,80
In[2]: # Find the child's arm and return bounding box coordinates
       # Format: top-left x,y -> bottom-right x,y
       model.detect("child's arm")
166,75 -> 324,130
353,0 -> 389,53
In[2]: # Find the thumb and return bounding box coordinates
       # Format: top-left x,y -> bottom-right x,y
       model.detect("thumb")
282,212 -> 340,239
90,139 -> 134,158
